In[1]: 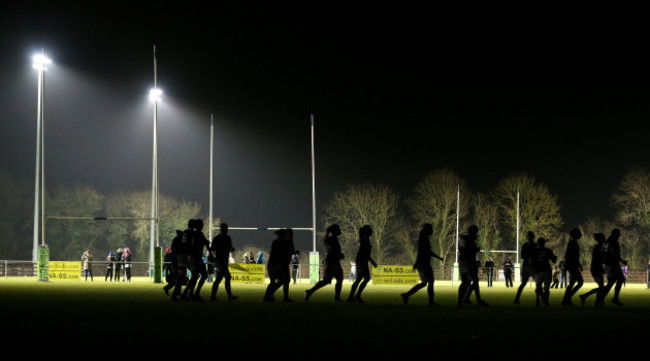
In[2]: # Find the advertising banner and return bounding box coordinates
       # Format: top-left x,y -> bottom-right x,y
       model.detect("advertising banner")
49,261 -> 81,281
228,263 -> 265,284
372,265 -> 419,285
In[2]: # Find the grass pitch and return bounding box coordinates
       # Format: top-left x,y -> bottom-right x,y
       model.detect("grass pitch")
2,278 -> 647,359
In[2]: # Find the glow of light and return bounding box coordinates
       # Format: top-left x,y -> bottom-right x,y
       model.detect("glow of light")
32,54 -> 52,71
149,88 -> 163,102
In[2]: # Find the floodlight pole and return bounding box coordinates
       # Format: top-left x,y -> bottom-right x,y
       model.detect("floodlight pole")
310,114 -> 317,252
32,51 -> 50,263
150,45 -> 160,269
209,114 -> 214,242
452,184 -> 460,283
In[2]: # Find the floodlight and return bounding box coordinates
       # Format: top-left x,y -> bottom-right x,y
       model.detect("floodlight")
149,88 -> 163,102
32,54 -> 52,71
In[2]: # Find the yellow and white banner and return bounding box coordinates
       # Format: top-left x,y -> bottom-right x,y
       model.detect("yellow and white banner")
372,265 -> 419,285
228,263 -> 266,284
49,261 -> 82,281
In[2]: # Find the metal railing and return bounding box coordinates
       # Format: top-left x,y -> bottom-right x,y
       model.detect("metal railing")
2,260 -> 648,286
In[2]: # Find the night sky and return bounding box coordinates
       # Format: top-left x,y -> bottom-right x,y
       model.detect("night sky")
2,2 -> 649,251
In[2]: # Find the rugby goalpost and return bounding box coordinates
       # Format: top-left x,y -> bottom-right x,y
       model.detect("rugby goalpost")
209,114 -> 319,283
452,185 -> 521,284
41,113 -> 320,284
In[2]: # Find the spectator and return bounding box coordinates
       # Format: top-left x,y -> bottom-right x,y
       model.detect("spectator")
256,251 -> 266,264
123,248 -> 132,282
502,257 -> 514,288
81,249 -> 94,281
484,257 -> 495,287
105,251 -> 115,282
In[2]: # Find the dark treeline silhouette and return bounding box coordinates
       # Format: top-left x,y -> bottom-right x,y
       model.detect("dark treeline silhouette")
0,167 -> 647,274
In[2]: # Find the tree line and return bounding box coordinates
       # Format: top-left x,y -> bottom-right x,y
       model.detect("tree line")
1,167 -> 648,270
320,168 -> 650,270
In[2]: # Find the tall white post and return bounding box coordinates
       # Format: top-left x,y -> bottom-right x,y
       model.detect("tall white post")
32,51 -> 51,263
209,114 -> 214,242
32,57 -> 44,262
310,114 -> 316,252
515,186 -> 521,282
452,184 -> 460,283
150,45 -> 159,268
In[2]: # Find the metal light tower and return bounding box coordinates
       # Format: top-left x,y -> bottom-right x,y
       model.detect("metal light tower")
149,46 -> 162,271
32,52 -> 51,263
209,114 -> 214,242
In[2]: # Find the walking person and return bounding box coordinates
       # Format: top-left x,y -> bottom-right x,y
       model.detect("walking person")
484,257 -> 495,288
514,231 -> 536,304
210,223 -> 238,302
347,225 -> 378,303
531,238 -> 557,306
599,228 -> 628,306
281,228 -> 296,301
81,249 -> 94,281
171,220 -> 194,301
503,257 -> 514,288
579,233 -> 606,306
457,225 -> 489,306
105,251 -> 115,282
400,223 -> 444,305
163,231 -> 182,295
183,219 -> 210,301
263,228 -> 295,302
305,224 -> 345,302
562,228 -> 584,306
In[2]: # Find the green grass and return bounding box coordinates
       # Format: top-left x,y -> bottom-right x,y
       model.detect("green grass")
2,278 -> 648,358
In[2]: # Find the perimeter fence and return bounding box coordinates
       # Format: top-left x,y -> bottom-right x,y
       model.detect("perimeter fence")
1,260 -> 649,286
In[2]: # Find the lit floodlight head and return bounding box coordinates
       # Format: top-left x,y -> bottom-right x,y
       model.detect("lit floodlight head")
32,54 -> 52,71
149,88 -> 163,102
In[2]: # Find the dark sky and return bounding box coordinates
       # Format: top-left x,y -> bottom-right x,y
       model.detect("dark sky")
2,2 -> 650,250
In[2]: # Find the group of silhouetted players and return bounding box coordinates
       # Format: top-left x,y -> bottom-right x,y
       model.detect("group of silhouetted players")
513,227 -> 628,307
162,220 -> 628,307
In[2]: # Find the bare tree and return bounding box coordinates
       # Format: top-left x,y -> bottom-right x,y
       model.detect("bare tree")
494,174 -> 564,254
407,168 -> 469,266
472,191 -> 501,253
322,183 -> 401,263
611,167 -> 650,268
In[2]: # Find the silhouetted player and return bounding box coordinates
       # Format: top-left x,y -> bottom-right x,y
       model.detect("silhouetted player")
305,224 -> 344,302
210,223 -> 238,302
600,228 -> 628,306
457,225 -> 488,306
281,228 -> 296,301
579,233 -> 606,306
532,237 -> 557,306
401,224 -> 443,305
171,220 -> 194,301
562,228 -> 583,306
347,225 -> 377,303
183,219 -> 210,302
264,228 -> 295,302
514,231 -> 536,304
163,230 -> 183,295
